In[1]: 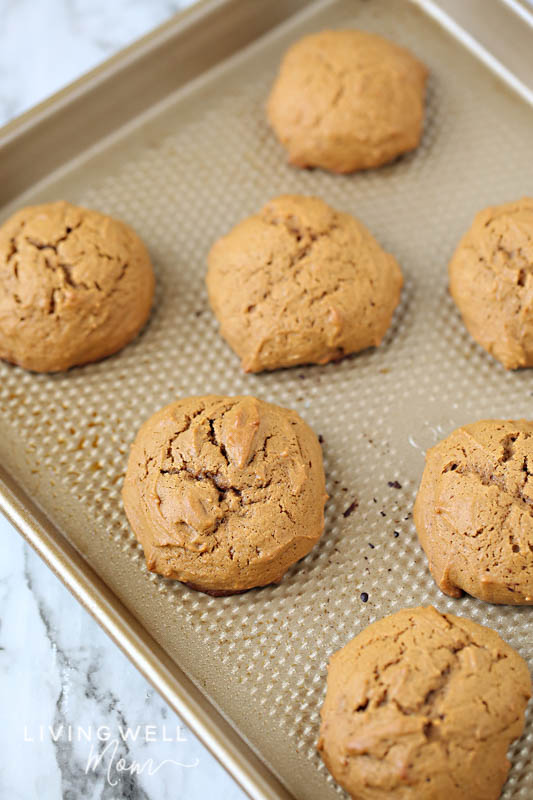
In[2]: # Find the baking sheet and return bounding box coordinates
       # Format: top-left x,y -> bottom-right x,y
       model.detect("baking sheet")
1,0 -> 533,798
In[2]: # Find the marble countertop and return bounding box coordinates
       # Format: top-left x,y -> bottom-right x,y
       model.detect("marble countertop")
0,2 -> 246,798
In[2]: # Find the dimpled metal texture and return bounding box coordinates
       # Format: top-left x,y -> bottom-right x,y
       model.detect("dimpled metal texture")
1,1 -> 533,798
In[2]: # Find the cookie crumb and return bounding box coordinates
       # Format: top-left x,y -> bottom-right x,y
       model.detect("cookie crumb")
343,500 -> 358,518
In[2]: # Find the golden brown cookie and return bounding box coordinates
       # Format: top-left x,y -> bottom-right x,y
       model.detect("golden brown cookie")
414,419 -> 533,604
122,395 -> 327,594
206,194 -> 403,372
267,30 -> 427,173
318,606 -> 531,800
449,197 -> 533,369
0,201 -> 155,372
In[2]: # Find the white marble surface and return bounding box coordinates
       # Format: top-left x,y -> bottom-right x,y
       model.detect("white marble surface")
0,2 -> 247,798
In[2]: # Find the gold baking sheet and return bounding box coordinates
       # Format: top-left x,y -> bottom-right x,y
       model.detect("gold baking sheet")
1,1 -> 532,798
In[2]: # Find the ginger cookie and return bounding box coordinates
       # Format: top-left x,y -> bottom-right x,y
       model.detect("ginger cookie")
318,606 -> 531,800
0,201 -> 154,372
414,419 -> 533,604
206,194 -> 403,372
449,197 -> 533,369
267,30 -> 427,173
122,395 -> 327,595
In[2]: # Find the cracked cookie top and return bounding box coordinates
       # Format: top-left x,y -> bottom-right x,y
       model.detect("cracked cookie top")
449,197 -> 533,369
206,194 -> 403,372
122,395 -> 327,594
414,419 -> 533,604
267,30 -> 427,173
318,606 -> 531,800
0,201 -> 155,371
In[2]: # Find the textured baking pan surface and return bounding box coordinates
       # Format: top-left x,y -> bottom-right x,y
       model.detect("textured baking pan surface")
1,1 -> 533,798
